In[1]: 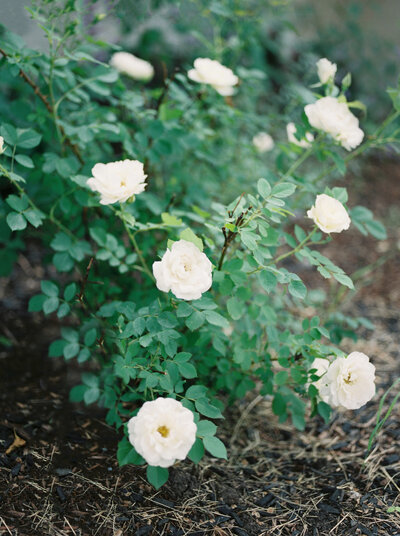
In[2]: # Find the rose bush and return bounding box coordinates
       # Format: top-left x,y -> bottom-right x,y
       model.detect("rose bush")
0,0 -> 398,489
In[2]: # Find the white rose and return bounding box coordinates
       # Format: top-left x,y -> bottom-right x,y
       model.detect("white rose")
128,398 -> 197,468
309,357 -> 330,397
87,159 -> 147,205
286,122 -> 314,148
253,132 -> 274,153
319,352 -> 376,410
153,239 -> 213,300
0,136 -> 4,154
188,58 -> 239,96
110,52 -> 154,81
307,194 -> 351,234
304,96 -> 364,151
316,58 -> 337,84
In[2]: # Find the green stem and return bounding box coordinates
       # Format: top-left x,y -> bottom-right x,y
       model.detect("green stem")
118,205 -> 155,282
281,144 -> 315,181
248,227 -> 318,275
267,226 -> 318,266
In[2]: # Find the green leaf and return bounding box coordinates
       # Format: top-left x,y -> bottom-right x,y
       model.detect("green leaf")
187,437 -> 205,463
333,272 -> 354,289
64,283 -> 77,301
186,311 -> 205,331
49,339 -> 66,357
64,342 -> 80,360
15,154 -> 34,168
57,303 -> 70,318
178,362 -> 197,379
6,194 -> 29,212
43,296 -> 59,314
7,212 -> 26,231
161,212 -> 183,227
196,420 -> 217,437
272,393 -> 286,416
275,371 -> 288,386
69,384 -> 86,402
117,437 -> 145,466
203,436 -> 227,459
146,466 -> 169,490
1,123 -> 18,145
226,296 -> 245,320
195,398 -> 223,419
317,401 -> 331,424
365,220 -> 387,240
272,182 -> 296,198
288,280 -> 307,300
84,387 -> 100,405
257,178 -> 271,199
240,230 -> 258,251
259,270 -> 277,293
41,280 -> 59,297
204,310 -> 230,328
179,228 -> 203,251
28,294 -> 45,312
84,328 -> 97,347
17,129 -> 42,149
51,232 -> 72,251
24,209 -> 44,228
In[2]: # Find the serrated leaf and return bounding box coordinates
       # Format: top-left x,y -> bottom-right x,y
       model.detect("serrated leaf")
288,280 -> 307,300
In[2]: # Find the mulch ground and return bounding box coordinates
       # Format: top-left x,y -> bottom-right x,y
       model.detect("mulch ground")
0,157 -> 399,536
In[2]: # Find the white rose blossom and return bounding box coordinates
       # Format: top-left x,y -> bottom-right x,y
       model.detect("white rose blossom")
307,194 -> 351,234
316,58 -> 337,84
87,159 -> 147,205
0,136 -> 4,154
110,51 -> 154,81
286,122 -> 314,148
304,96 -> 364,151
188,58 -> 239,96
128,398 -> 197,468
253,132 -> 274,153
319,352 -> 376,410
153,239 -> 213,300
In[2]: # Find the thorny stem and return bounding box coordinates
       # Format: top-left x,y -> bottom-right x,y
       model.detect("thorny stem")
0,46 -> 84,165
217,199 -> 252,271
77,257 -> 94,305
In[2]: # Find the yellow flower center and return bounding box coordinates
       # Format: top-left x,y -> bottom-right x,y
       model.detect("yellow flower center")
120,179 -> 126,187
157,425 -> 170,438
344,372 -> 353,384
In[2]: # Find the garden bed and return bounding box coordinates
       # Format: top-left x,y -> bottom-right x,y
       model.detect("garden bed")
1,158 -> 399,536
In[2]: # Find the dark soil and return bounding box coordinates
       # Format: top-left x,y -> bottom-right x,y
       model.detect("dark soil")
0,158 -> 399,536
